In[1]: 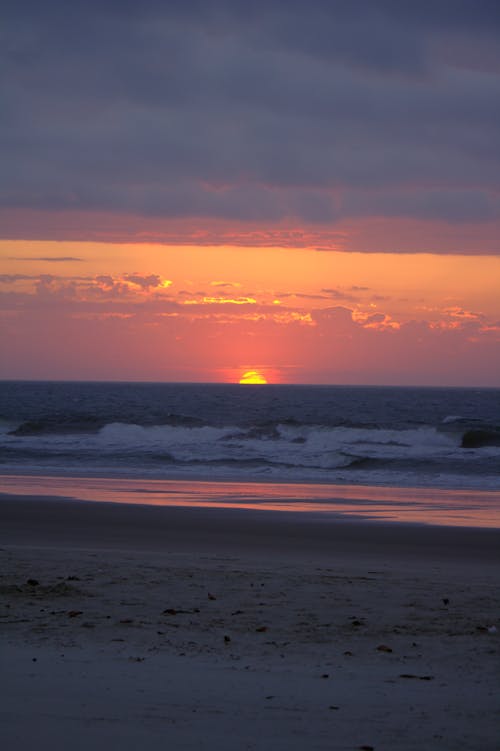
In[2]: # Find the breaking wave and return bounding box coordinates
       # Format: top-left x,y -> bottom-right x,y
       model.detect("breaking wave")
2,418 -> 499,488
1,382 -> 499,488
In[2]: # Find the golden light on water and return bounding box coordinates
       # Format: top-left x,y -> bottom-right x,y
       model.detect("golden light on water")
239,370 -> 268,384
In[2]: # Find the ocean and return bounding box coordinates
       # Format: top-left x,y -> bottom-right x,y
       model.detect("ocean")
1,381 -> 499,490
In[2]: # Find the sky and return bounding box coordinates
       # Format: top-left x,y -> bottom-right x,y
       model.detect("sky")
1,1 -> 499,385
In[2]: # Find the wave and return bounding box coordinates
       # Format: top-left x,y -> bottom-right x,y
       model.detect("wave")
6,406 -> 500,453
7,412 -> 210,436
438,416 -> 500,446
461,429 -> 500,449
3,418 -> 499,470
9,415 -> 107,436
2,390 -> 499,494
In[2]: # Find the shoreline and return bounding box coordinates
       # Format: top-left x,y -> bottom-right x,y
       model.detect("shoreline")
1,473 -> 500,529
1,464 -> 499,493
2,491 -> 500,567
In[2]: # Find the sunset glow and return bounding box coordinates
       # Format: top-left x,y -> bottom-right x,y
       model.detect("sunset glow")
0,241 -> 499,385
1,3 -> 499,387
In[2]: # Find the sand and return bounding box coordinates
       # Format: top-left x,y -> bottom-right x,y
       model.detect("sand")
1,492 -> 499,750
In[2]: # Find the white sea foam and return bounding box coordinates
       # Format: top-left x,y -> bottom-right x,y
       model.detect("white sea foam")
98,422 -> 239,450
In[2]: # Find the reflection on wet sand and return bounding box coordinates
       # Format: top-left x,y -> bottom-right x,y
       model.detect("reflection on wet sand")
1,474 -> 499,528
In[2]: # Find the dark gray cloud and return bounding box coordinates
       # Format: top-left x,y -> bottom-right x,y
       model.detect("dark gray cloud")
2,1 -> 500,238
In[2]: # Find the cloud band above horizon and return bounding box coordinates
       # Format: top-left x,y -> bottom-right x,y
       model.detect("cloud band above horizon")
2,0 -> 500,251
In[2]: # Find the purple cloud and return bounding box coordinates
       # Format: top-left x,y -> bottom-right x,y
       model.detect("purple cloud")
2,1 -> 499,243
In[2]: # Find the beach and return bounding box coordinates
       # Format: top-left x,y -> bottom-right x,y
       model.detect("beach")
1,485 -> 499,750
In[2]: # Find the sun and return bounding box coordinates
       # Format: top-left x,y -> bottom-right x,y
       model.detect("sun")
239,370 -> 268,385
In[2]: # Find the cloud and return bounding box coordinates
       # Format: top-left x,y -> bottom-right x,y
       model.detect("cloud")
2,1 -> 500,246
321,288 -> 360,302
0,274 -> 35,283
183,296 -> 257,306
8,256 -> 84,262
0,272 -> 174,308
210,281 -> 242,289
123,273 -> 171,289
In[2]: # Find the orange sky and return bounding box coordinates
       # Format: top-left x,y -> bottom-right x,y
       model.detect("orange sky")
1,240 -> 499,385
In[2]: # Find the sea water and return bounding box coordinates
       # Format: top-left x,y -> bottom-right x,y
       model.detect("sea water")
0,381 -> 499,490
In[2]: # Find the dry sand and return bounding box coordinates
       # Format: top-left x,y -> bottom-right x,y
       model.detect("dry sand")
1,493 -> 499,750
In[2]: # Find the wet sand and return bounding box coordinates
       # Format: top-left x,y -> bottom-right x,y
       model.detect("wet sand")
1,491 -> 499,750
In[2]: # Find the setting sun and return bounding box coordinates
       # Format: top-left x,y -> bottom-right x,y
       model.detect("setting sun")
239,370 -> 268,385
